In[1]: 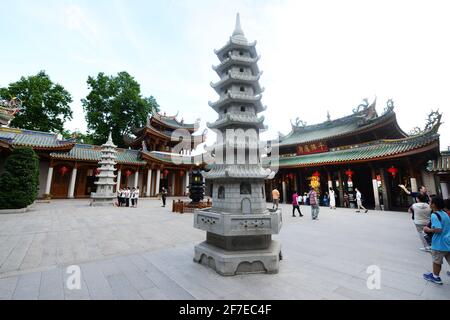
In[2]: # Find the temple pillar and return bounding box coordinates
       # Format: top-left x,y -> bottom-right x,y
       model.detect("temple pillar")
146,169 -> 152,197
116,169 -> 122,192
371,167 -> 381,210
337,170 -> 344,207
379,167 -> 391,211
45,166 -> 54,195
68,166 -> 77,199
410,178 -> 418,193
282,180 -> 287,204
185,170 -> 190,195
327,171 -> 332,190
134,170 -> 139,188
171,172 -> 176,196
155,169 -> 161,195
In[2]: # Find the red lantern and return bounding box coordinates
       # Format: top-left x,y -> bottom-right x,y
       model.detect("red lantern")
312,171 -> 321,177
125,170 -> 132,177
94,168 -> 100,176
179,170 -> 185,177
59,166 -> 68,176
387,166 -> 398,178
345,169 -> 354,181
163,169 -> 169,178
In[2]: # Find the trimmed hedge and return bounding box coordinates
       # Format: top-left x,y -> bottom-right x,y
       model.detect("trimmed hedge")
0,147 -> 39,209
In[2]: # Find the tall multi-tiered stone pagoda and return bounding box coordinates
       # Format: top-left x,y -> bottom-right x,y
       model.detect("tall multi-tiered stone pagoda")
193,14 -> 282,276
90,132 -> 117,206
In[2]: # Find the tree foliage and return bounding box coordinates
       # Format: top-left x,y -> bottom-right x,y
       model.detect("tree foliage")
60,129 -> 95,145
0,148 -> 40,210
82,71 -> 159,148
0,71 -> 73,132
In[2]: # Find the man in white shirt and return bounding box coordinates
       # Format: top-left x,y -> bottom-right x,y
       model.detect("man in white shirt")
355,188 -> 368,213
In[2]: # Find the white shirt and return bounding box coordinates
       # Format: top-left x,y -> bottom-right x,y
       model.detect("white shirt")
412,202 -> 432,225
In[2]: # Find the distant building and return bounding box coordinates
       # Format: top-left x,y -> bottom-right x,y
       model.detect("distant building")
268,100 -> 443,210
0,112 -> 205,199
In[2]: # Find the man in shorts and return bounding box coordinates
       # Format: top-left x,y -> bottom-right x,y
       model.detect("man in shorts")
272,188 -> 280,210
423,196 -> 450,285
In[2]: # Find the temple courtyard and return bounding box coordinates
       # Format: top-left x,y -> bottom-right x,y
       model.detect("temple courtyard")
0,199 -> 449,300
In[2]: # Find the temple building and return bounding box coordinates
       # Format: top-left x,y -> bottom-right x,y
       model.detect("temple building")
267,99 -> 443,210
427,148 -> 450,200
0,111 -> 204,199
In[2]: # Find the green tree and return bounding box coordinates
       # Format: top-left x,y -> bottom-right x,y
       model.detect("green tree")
60,129 -> 95,144
82,71 -> 159,148
0,71 -> 73,132
0,147 -> 39,209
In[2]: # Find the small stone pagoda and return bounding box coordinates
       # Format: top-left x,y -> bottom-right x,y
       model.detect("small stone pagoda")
90,132 -> 117,206
193,14 -> 282,276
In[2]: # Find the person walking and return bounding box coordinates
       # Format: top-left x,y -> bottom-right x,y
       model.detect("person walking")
117,188 -> 123,207
343,192 -> 350,208
130,187 -> 136,208
125,187 -> 130,207
355,188 -> 368,213
329,187 -> 336,210
308,187 -> 319,220
161,187 -> 168,207
272,187 -> 280,210
409,193 -> 432,252
422,197 -> 450,285
134,187 -> 139,208
303,193 -> 308,205
292,191 -> 303,217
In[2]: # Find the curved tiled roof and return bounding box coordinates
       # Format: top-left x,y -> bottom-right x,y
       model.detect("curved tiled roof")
203,164 -> 271,179
275,131 -> 439,168
277,105 -> 399,147
50,144 -> 146,165
0,127 -> 74,149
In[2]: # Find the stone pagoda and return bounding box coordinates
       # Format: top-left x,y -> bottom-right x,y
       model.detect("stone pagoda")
90,132 -> 117,206
193,13 -> 282,276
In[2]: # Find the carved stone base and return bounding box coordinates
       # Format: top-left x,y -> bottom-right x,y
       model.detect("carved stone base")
193,240 -> 281,276
90,198 -> 115,207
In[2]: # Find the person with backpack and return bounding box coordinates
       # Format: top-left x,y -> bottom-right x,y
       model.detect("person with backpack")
355,188 -> 368,213
409,193 -> 432,252
422,196 -> 450,285
308,187 -> 319,220
291,191 -> 303,217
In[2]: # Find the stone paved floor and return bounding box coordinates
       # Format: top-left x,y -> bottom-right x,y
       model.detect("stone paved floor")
0,199 -> 449,300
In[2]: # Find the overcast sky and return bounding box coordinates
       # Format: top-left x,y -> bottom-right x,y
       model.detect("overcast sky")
1,0 -> 449,151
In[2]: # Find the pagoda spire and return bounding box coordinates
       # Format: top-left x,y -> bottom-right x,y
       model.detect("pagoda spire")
233,13 -> 244,36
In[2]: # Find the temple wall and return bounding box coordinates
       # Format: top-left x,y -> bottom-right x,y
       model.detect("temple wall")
38,161 -> 50,198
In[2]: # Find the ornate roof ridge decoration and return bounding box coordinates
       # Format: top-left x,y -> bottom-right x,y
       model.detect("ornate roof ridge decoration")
408,109 -> 443,136
289,97 -> 379,133
151,111 -> 198,129
0,97 -> 22,126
